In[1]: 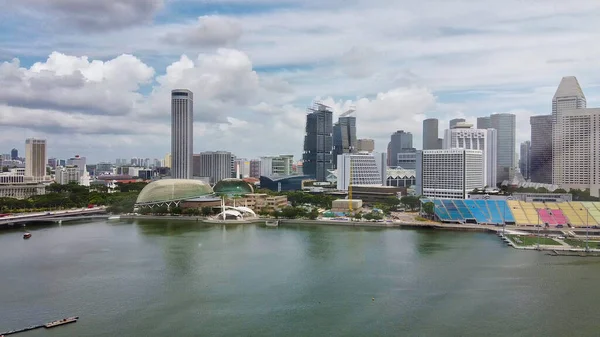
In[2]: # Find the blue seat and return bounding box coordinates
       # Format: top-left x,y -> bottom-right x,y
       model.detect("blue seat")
442,199 -> 462,221
464,200 -> 489,223
486,200 -> 504,224
433,199 -> 451,221
495,200 -> 515,223
454,200 -> 475,219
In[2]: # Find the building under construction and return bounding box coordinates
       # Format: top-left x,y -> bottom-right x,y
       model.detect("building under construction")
302,102 -> 334,182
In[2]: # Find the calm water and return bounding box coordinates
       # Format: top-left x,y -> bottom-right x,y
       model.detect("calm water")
1,221 -> 600,337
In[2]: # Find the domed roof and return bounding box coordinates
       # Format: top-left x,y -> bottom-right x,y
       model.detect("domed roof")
213,178 -> 254,196
136,179 -> 214,204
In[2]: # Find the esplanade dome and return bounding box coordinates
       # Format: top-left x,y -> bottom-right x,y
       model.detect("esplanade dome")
213,178 -> 254,196
135,179 -> 214,205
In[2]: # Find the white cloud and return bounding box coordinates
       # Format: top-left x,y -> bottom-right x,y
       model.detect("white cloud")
163,16 -> 243,47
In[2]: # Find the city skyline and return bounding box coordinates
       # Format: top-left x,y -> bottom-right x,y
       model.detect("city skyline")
1,1 -> 600,162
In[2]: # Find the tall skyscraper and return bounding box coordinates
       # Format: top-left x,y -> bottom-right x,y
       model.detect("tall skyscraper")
422,118 -> 440,150
356,139 -> 375,152
529,115 -> 552,183
332,114 -> 357,169
449,118 -> 466,129
477,117 -> 491,129
11,148 -> 18,160
519,141 -> 531,181
443,122 -> 497,187
302,102 -> 333,181
25,138 -> 46,178
552,76 -> 586,186
171,89 -> 194,179
199,151 -> 232,184
490,113 -> 516,185
387,130 -> 413,167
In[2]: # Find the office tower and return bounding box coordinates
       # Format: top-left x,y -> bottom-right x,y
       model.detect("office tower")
55,166 -> 81,184
519,141 -> 531,180
356,139 -> 375,152
249,159 -> 261,178
198,151 -> 232,184
477,117 -> 491,129
552,76 -> 586,185
11,148 -> 18,160
67,155 -> 87,176
332,111 -> 357,169
387,130 -> 413,167
47,158 -> 57,169
396,149 -> 417,170
443,122 -> 497,187
422,118 -> 440,150
164,153 -> 172,168
302,102 -> 333,181
336,152 -> 386,191
261,155 -> 294,177
416,149 -> 484,199
233,158 -> 250,178
25,138 -> 46,178
171,89 -> 194,179
529,115 -> 552,183
449,118 -> 466,129
192,154 -> 201,177
490,113 -> 516,185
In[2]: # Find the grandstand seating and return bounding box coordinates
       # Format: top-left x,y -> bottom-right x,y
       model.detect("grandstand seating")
538,209 -> 557,225
584,202 -> 600,225
552,210 -> 568,225
507,200 -> 528,225
570,202 -> 599,227
520,201 -> 539,224
558,203 -> 584,227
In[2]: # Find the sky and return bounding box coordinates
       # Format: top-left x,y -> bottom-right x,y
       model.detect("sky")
1,0 -> 600,163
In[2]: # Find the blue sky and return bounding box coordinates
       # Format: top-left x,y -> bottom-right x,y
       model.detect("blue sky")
1,0 -> 600,162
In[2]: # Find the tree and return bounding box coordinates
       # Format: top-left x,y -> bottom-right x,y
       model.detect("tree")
308,208 -> 319,220
400,195 -> 420,211
554,188 -> 568,194
422,202 -> 435,216
201,206 -> 213,216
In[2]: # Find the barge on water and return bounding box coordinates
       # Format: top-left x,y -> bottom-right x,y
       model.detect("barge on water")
44,316 -> 79,328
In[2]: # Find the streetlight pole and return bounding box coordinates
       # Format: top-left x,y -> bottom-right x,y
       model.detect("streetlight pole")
585,208 -> 589,252
537,208 -> 541,250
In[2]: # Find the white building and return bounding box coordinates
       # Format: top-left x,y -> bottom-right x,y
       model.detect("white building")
551,76 -> 587,186
55,166 -> 81,185
443,122 -> 497,187
416,149 -> 484,199
25,138 -> 46,179
67,155 -> 87,176
198,151 -> 232,184
0,174 -> 46,199
171,89 -> 194,179
260,155 -> 294,177
233,158 -> 250,178
336,152 -> 387,191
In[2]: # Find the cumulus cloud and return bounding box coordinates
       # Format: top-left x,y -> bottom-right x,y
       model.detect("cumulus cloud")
0,52 -> 154,116
164,16 -> 243,47
13,0 -> 164,31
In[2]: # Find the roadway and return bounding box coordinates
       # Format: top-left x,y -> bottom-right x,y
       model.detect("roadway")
0,207 -> 108,226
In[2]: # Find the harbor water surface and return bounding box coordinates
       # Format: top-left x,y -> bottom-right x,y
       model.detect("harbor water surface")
1,220 -> 600,336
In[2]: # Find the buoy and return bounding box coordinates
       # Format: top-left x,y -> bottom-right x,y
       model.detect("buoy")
372,297 -> 375,301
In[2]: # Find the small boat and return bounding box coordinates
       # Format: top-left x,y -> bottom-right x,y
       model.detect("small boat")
265,220 -> 279,227
107,215 -> 121,221
44,316 -> 79,328
23,232 -> 31,239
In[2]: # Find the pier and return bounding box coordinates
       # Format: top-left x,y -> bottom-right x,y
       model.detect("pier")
1,316 -> 79,335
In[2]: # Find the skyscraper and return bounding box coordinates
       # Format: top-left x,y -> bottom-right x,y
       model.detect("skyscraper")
11,148 -> 18,160
387,130 -> 413,167
519,141 -> 531,181
490,113 -> 516,185
171,89 -> 194,179
332,114 -> 357,169
551,76 -> 586,185
529,115 -> 552,183
449,118 -> 466,129
199,151 -> 232,184
443,122 -> 497,188
422,118 -> 440,150
25,138 -> 46,178
476,117 -> 491,129
302,102 -> 333,181
356,139 -> 375,152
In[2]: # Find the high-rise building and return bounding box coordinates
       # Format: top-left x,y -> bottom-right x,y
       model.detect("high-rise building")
11,148 -> 18,160
336,152 -> 387,191
198,151 -> 232,184
25,138 -> 46,178
519,141 -> 531,181
416,149 -> 484,199
233,158 -> 250,178
302,102 -> 333,181
387,130 -> 413,167
476,117 -> 491,129
490,113 -> 516,185
171,89 -> 194,179
55,166 -> 81,185
396,149 -> 417,170
423,118 -> 440,150
529,115 -> 552,184
192,154 -> 202,177
552,76 -> 587,186
47,158 -> 57,169
163,153 -> 172,169
356,139 -> 375,152
332,115 -> 357,169
261,155 -> 294,177
249,159 -> 261,178
67,155 -> 87,176
449,118 -> 466,129
443,122 -> 497,188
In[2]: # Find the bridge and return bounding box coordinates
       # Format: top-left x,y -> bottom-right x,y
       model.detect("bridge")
0,207 -> 108,227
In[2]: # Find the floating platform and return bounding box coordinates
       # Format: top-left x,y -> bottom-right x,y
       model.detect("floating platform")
1,316 -> 79,335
